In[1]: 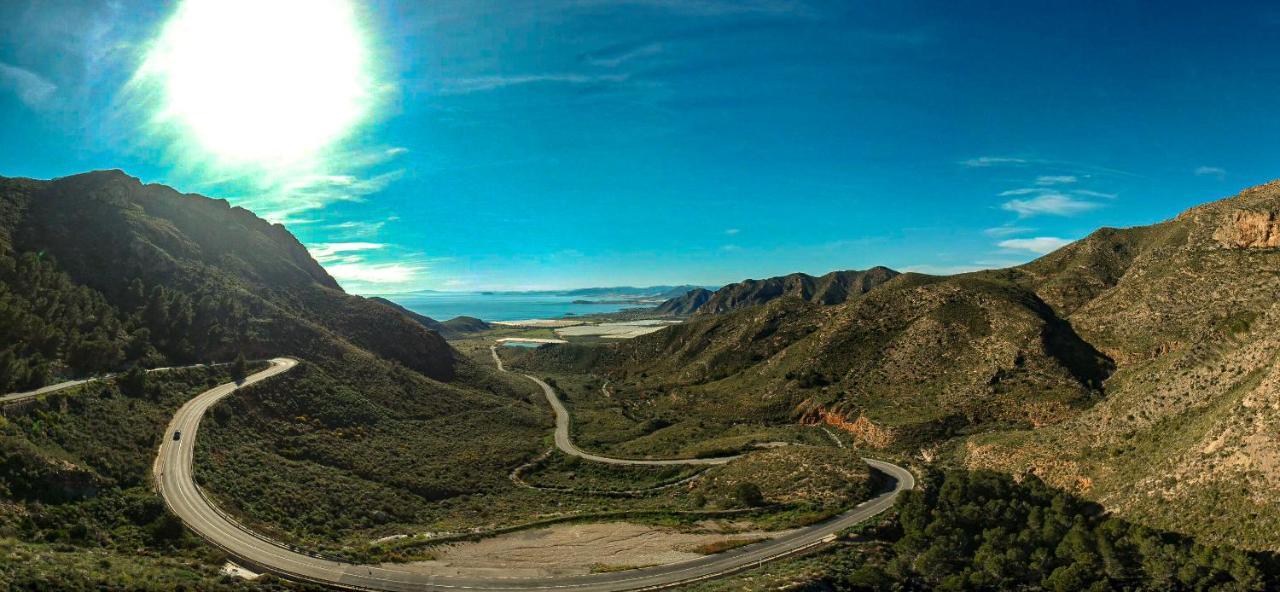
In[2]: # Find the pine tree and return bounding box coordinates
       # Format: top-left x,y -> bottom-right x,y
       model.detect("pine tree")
231,352 -> 247,381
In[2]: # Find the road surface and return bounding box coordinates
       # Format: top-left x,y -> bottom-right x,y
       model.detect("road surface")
147,354 -> 913,591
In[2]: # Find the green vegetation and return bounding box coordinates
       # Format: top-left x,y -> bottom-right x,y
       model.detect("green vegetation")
733,482 -> 765,507
689,469 -> 1278,591
0,364 -> 291,590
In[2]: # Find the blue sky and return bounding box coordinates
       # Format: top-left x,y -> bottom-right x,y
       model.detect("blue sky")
1,0 -> 1277,292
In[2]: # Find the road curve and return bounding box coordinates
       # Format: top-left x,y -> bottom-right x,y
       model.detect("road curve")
152,354 -> 914,591
0,361 -> 233,405
491,346 -> 736,466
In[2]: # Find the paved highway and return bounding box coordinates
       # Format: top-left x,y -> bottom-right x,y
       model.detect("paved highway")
147,354 -> 913,591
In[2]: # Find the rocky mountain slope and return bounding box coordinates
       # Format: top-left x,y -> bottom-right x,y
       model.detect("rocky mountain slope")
962,180 -> 1280,549
520,180 -> 1280,550
656,267 -> 899,316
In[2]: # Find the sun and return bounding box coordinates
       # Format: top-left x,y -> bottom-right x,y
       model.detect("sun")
143,0 -> 372,163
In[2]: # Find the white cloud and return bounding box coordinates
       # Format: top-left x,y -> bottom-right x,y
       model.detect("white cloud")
324,261 -> 424,285
0,62 -> 56,108
1195,166 -> 1226,179
998,236 -> 1073,254
1035,175 -> 1077,185
961,156 -> 1028,168
256,168 -> 405,223
308,242 -> 385,263
1001,193 -> 1100,217
724,228 -> 740,235
1071,189 -> 1117,199
998,188 -> 1042,197
983,225 -> 1033,238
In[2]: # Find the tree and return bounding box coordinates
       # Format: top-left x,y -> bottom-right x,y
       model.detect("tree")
231,352 -> 247,381
735,481 -> 765,507
121,364 -> 147,397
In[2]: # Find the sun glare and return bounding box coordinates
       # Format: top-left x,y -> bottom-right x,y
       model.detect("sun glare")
144,0 -> 371,163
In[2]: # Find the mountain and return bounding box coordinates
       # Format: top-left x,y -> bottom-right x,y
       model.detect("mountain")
655,267 -> 899,316
370,296 -> 491,339
655,287 -> 712,315
516,181 -> 1280,550
0,170 -> 455,384
0,170 -> 547,587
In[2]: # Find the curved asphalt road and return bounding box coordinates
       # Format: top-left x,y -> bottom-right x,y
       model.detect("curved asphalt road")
490,346 -> 735,466
146,354 -> 913,591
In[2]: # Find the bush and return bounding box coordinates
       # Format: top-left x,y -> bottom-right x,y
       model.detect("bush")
735,482 -> 765,507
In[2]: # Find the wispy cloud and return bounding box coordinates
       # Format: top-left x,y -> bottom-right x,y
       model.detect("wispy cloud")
307,241 -> 432,292
585,43 -> 664,67
324,218 -> 395,239
724,228 -> 741,235
998,188 -> 1042,197
1002,193 -> 1100,217
961,156 -> 1029,168
308,242 -> 386,264
0,62 -> 56,109
239,168 -> 405,223
573,0 -> 815,17
998,236 -> 1074,254
1035,175 -> 1077,185
1194,165 -> 1226,179
324,261 -> 426,286
983,225 -> 1033,238
961,156 -> 1139,179
435,73 -> 629,95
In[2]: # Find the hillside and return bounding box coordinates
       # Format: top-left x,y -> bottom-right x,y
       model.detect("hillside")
654,287 -> 711,315
962,180 -> 1280,549
517,180 -> 1280,550
0,170 -> 455,382
655,267 -> 899,316
0,170 -> 549,583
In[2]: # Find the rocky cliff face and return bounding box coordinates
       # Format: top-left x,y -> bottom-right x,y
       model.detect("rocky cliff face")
1213,210 -> 1280,248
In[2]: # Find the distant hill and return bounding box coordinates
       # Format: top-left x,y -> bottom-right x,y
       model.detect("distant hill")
369,296 -> 491,339
655,287 -> 712,315
654,267 -> 899,316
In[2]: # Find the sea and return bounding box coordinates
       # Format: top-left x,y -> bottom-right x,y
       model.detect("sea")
378,292 -> 645,322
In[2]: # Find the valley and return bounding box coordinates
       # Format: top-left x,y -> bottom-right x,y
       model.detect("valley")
4,170 -> 1280,591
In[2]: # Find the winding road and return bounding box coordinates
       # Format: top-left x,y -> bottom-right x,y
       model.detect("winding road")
10,350 -> 914,590
490,346 -> 736,467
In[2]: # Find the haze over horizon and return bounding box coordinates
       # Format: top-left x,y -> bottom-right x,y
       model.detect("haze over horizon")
2,0 -> 1278,292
